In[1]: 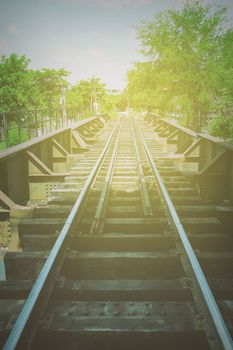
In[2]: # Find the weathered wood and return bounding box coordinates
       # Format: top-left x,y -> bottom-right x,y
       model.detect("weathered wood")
42,301 -> 200,332
19,218 -> 65,236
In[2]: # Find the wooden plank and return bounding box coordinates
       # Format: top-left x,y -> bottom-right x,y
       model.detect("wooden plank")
42,301 -> 201,332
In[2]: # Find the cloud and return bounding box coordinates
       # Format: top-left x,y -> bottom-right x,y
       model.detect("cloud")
91,31 -> 113,44
52,0 -> 152,9
87,47 -> 106,59
6,24 -> 26,40
7,25 -> 17,34
85,0 -> 152,7
0,36 -> 10,54
53,53 -> 75,66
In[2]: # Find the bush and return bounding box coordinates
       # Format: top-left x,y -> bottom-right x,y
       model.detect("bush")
208,115 -> 233,141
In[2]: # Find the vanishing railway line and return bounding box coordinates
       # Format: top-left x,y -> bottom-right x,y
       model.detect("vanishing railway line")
0,115 -> 233,349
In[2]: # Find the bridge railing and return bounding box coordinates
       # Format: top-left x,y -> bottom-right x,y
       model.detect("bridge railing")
145,113 -> 233,202
0,108 -> 93,150
0,113 -> 109,206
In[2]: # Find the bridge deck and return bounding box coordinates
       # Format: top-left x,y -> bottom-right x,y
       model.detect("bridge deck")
0,114 -> 233,350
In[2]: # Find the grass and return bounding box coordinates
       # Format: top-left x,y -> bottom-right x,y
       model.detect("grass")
0,127 -> 29,151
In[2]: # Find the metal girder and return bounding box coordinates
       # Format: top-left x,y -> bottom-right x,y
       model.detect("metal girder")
196,149 -> 230,200
72,131 -> 89,150
52,139 -> 69,157
0,190 -> 16,209
27,151 -> 53,175
0,115 -> 107,205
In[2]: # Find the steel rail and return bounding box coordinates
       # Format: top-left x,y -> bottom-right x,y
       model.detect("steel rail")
135,120 -> 233,350
3,118 -> 123,350
129,117 -> 153,217
89,122 -> 121,234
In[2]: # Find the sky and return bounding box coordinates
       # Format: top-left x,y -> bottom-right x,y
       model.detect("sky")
0,0 -> 233,89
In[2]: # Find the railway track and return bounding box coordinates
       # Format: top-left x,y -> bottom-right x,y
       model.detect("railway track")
0,115 -> 233,349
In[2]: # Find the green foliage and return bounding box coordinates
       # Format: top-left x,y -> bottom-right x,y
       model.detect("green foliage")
0,123 -> 29,150
100,93 -> 128,113
101,94 -> 117,113
0,54 -> 32,112
31,68 -> 69,110
115,95 -> 128,111
66,86 -> 84,111
8,125 -> 29,146
0,53 -> 118,130
0,53 -> 70,116
66,77 -> 107,113
215,29 -> 233,114
127,0 -> 233,134
0,54 -> 126,125
0,54 -> 123,151
208,115 -> 233,141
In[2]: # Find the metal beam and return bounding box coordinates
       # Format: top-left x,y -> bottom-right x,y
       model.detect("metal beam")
27,151 -> 53,175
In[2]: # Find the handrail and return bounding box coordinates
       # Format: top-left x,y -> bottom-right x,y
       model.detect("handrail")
147,113 -> 197,137
147,113 -> 233,151
3,117 -> 122,350
0,116 -> 100,160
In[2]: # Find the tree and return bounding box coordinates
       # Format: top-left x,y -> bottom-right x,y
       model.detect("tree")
0,54 -> 70,116
66,86 -> 84,112
31,68 -> 69,111
116,94 -> 128,111
100,93 -> 117,113
126,61 -> 171,113
0,53 -> 32,112
127,0 -> 229,131
207,28 -> 233,141
66,77 -> 107,113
